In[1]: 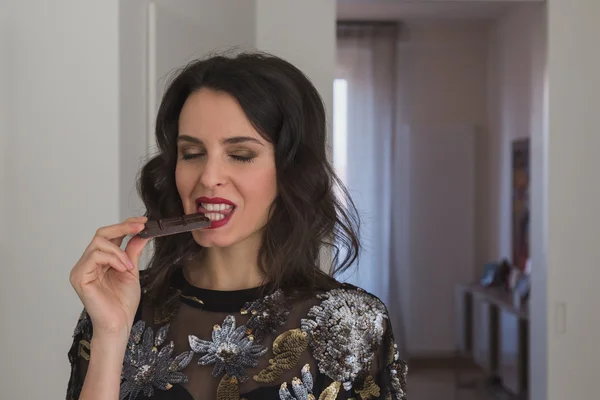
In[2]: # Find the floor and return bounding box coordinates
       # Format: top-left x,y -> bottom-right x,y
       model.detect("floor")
408,368 -> 515,400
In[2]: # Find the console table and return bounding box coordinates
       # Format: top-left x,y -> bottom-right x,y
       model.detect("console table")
455,283 -> 529,398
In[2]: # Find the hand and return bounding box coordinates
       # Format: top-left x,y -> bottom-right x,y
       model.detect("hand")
70,216 -> 151,339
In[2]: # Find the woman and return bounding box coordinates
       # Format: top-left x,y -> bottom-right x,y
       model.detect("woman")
67,52 -> 407,400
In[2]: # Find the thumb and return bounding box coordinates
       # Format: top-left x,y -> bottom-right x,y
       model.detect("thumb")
124,234 -> 151,278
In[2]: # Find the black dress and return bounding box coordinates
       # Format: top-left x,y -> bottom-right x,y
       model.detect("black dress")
66,266 -> 407,400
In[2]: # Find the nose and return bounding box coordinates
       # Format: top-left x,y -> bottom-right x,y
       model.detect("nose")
198,154 -> 226,188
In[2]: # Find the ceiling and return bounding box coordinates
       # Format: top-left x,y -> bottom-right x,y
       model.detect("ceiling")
337,1 -> 526,20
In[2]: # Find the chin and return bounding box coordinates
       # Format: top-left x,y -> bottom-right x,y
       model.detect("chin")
191,231 -> 235,248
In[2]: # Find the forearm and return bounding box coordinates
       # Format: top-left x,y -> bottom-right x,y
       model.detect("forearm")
80,332 -> 128,400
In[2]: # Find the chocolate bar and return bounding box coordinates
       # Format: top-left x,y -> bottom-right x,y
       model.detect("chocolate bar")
137,212 -> 210,239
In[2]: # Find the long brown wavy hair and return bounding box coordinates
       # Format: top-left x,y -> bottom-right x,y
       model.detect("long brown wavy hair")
137,51 -> 360,305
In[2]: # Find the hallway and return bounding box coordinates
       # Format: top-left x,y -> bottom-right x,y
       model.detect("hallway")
410,368 -> 517,400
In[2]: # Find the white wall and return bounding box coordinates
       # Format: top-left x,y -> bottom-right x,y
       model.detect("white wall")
484,3 -> 600,398
120,0 -> 154,221
1,0 -> 335,398
542,0 -> 600,399
485,4 -> 546,386
484,3 -> 544,265
255,0 -> 336,271
256,0 -> 336,153
2,1 -> 121,397
393,21 -> 488,355
527,5 -> 547,400
0,2 -> 8,254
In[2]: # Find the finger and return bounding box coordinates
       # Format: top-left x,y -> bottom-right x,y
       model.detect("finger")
94,217 -> 148,247
88,236 -> 136,271
124,234 -> 151,279
89,250 -> 129,274
72,250 -> 129,290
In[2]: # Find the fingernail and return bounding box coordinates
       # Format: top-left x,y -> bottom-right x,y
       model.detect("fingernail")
128,261 -> 135,270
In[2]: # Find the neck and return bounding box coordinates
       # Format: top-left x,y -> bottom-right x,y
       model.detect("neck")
184,240 -> 264,291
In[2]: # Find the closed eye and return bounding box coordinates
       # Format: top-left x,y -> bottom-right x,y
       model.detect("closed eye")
180,153 -> 255,163
181,153 -> 203,160
231,155 -> 255,163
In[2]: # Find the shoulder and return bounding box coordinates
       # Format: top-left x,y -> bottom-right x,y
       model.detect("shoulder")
299,283 -> 390,390
308,282 -> 390,320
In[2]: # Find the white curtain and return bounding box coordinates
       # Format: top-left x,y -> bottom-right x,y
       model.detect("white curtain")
335,24 -> 407,356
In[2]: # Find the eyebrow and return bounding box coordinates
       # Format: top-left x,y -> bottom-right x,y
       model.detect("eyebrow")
177,134 -> 264,146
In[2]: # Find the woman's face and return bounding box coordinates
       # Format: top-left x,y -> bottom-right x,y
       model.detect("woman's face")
175,88 -> 277,249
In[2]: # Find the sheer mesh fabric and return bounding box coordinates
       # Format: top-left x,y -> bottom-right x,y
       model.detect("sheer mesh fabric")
140,301 -> 322,399
66,267 -> 407,400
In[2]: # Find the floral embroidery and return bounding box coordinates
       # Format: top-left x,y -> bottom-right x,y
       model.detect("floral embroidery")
73,308 -> 92,341
67,309 -> 94,399
120,321 -> 193,400
382,326 -> 408,399
242,289 -> 291,343
301,287 -> 388,391
255,329 -> 309,383
78,339 -> 91,361
154,287 -> 182,324
387,348 -> 408,399
217,375 -> 241,400
317,381 -> 341,400
356,375 -> 381,399
189,315 -> 267,382
279,364 -> 315,400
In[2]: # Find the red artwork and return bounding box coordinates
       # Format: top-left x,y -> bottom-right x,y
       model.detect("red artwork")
512,139 -> 530,271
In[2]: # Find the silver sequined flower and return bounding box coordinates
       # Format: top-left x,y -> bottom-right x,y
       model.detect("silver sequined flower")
301,287 -> 388,391
188,315 -> 267,382
120,321 -> 193,400
279,364 -> 315,400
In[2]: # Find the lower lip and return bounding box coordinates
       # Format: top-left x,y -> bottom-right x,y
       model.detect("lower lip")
198,208 -> 235,229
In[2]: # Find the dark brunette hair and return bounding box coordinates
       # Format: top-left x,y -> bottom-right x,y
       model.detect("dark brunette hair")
137,51 -> 360,304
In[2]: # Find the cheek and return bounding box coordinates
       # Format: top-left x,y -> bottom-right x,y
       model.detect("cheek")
242,170 -> 277,209
175,165 -> 195,200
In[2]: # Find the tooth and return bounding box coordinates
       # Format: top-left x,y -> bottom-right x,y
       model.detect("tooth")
208,204 -> 216,211
219,204 -> 226,211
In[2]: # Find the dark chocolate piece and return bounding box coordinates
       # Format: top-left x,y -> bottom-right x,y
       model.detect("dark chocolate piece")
138,212 -> 210,239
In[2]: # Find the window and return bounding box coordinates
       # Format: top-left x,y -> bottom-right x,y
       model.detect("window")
333,78 -> 348,201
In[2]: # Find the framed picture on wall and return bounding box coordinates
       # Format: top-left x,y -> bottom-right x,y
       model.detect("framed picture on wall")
512,138 -> 530,271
